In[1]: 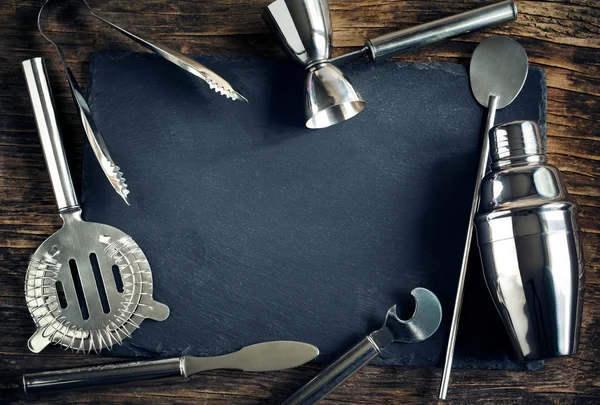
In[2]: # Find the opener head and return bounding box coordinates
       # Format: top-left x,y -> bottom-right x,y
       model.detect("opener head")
305,63 -> 365,129
370,287 -> 442,349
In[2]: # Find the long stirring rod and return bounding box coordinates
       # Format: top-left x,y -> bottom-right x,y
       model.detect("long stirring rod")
439,94 -> 498,400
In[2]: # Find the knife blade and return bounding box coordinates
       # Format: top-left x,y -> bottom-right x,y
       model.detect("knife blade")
23,341 -> 319,394
184,340 -> 319,374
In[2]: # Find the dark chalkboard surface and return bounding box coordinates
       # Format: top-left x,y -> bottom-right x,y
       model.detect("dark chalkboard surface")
82,52 -> 546,370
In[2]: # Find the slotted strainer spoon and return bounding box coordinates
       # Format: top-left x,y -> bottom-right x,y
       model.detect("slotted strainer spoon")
23,57 -> 169,354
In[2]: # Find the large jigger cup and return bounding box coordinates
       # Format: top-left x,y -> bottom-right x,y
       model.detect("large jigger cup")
263,0 -> 517,129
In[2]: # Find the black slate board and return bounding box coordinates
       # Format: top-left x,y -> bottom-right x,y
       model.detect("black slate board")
82,52 -> 546,370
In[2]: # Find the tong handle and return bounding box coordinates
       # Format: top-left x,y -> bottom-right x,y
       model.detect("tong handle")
281,337 -> 379,405
366,0 -> 517,60
22,57 -> 79,213
23,357 -> 184,394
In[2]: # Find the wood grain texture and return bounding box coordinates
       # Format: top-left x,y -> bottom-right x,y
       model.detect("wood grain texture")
0,0 -> 598,404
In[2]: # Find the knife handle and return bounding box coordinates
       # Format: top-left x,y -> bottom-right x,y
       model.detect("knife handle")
281,337 -> 379,405
23,358 -> 184,394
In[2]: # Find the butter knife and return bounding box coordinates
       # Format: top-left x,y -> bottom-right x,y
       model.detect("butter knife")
23,341 -> 319,394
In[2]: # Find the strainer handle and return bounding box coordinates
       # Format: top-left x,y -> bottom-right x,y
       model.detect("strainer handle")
22,57 -> 79,213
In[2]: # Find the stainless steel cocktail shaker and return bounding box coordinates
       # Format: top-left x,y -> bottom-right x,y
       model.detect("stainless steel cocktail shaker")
475,120 -> 585,362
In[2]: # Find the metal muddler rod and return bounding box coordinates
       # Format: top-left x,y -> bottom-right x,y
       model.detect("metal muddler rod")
332,0 -> 518,64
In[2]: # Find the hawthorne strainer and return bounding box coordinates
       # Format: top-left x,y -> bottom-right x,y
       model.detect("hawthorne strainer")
23,57 -> 169,354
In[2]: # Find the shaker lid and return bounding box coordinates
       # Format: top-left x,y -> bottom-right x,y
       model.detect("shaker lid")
490,121 -> 545,165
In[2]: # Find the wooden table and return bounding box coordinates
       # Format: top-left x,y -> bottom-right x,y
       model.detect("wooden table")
1,1 -> 598,403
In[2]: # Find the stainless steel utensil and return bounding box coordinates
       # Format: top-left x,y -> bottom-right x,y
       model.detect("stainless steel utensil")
439,36 -> 528,400
263,0 -> 518,129
38,1 -> 130,203
476,121 -> 584,361
37,0 -> 248,203
40,0 -> 247,103
281,288 -> 442,405
264,0 -> 365,129
23,340 -> 320,393
23,57 -> 169,354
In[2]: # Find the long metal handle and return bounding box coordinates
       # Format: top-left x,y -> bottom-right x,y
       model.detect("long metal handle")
22,57 -> 79,213
366,0 -> 517,60
282,337 -> 379,405
439,95 -> 499,400
23,357 -> 184,394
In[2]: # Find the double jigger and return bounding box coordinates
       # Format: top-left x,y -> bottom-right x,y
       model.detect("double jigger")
263,0 -> 518,129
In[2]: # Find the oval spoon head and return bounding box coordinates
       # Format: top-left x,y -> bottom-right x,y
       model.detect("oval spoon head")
470,36 -> 529,109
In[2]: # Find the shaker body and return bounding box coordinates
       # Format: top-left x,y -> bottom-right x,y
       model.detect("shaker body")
475,121 -> 584,362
